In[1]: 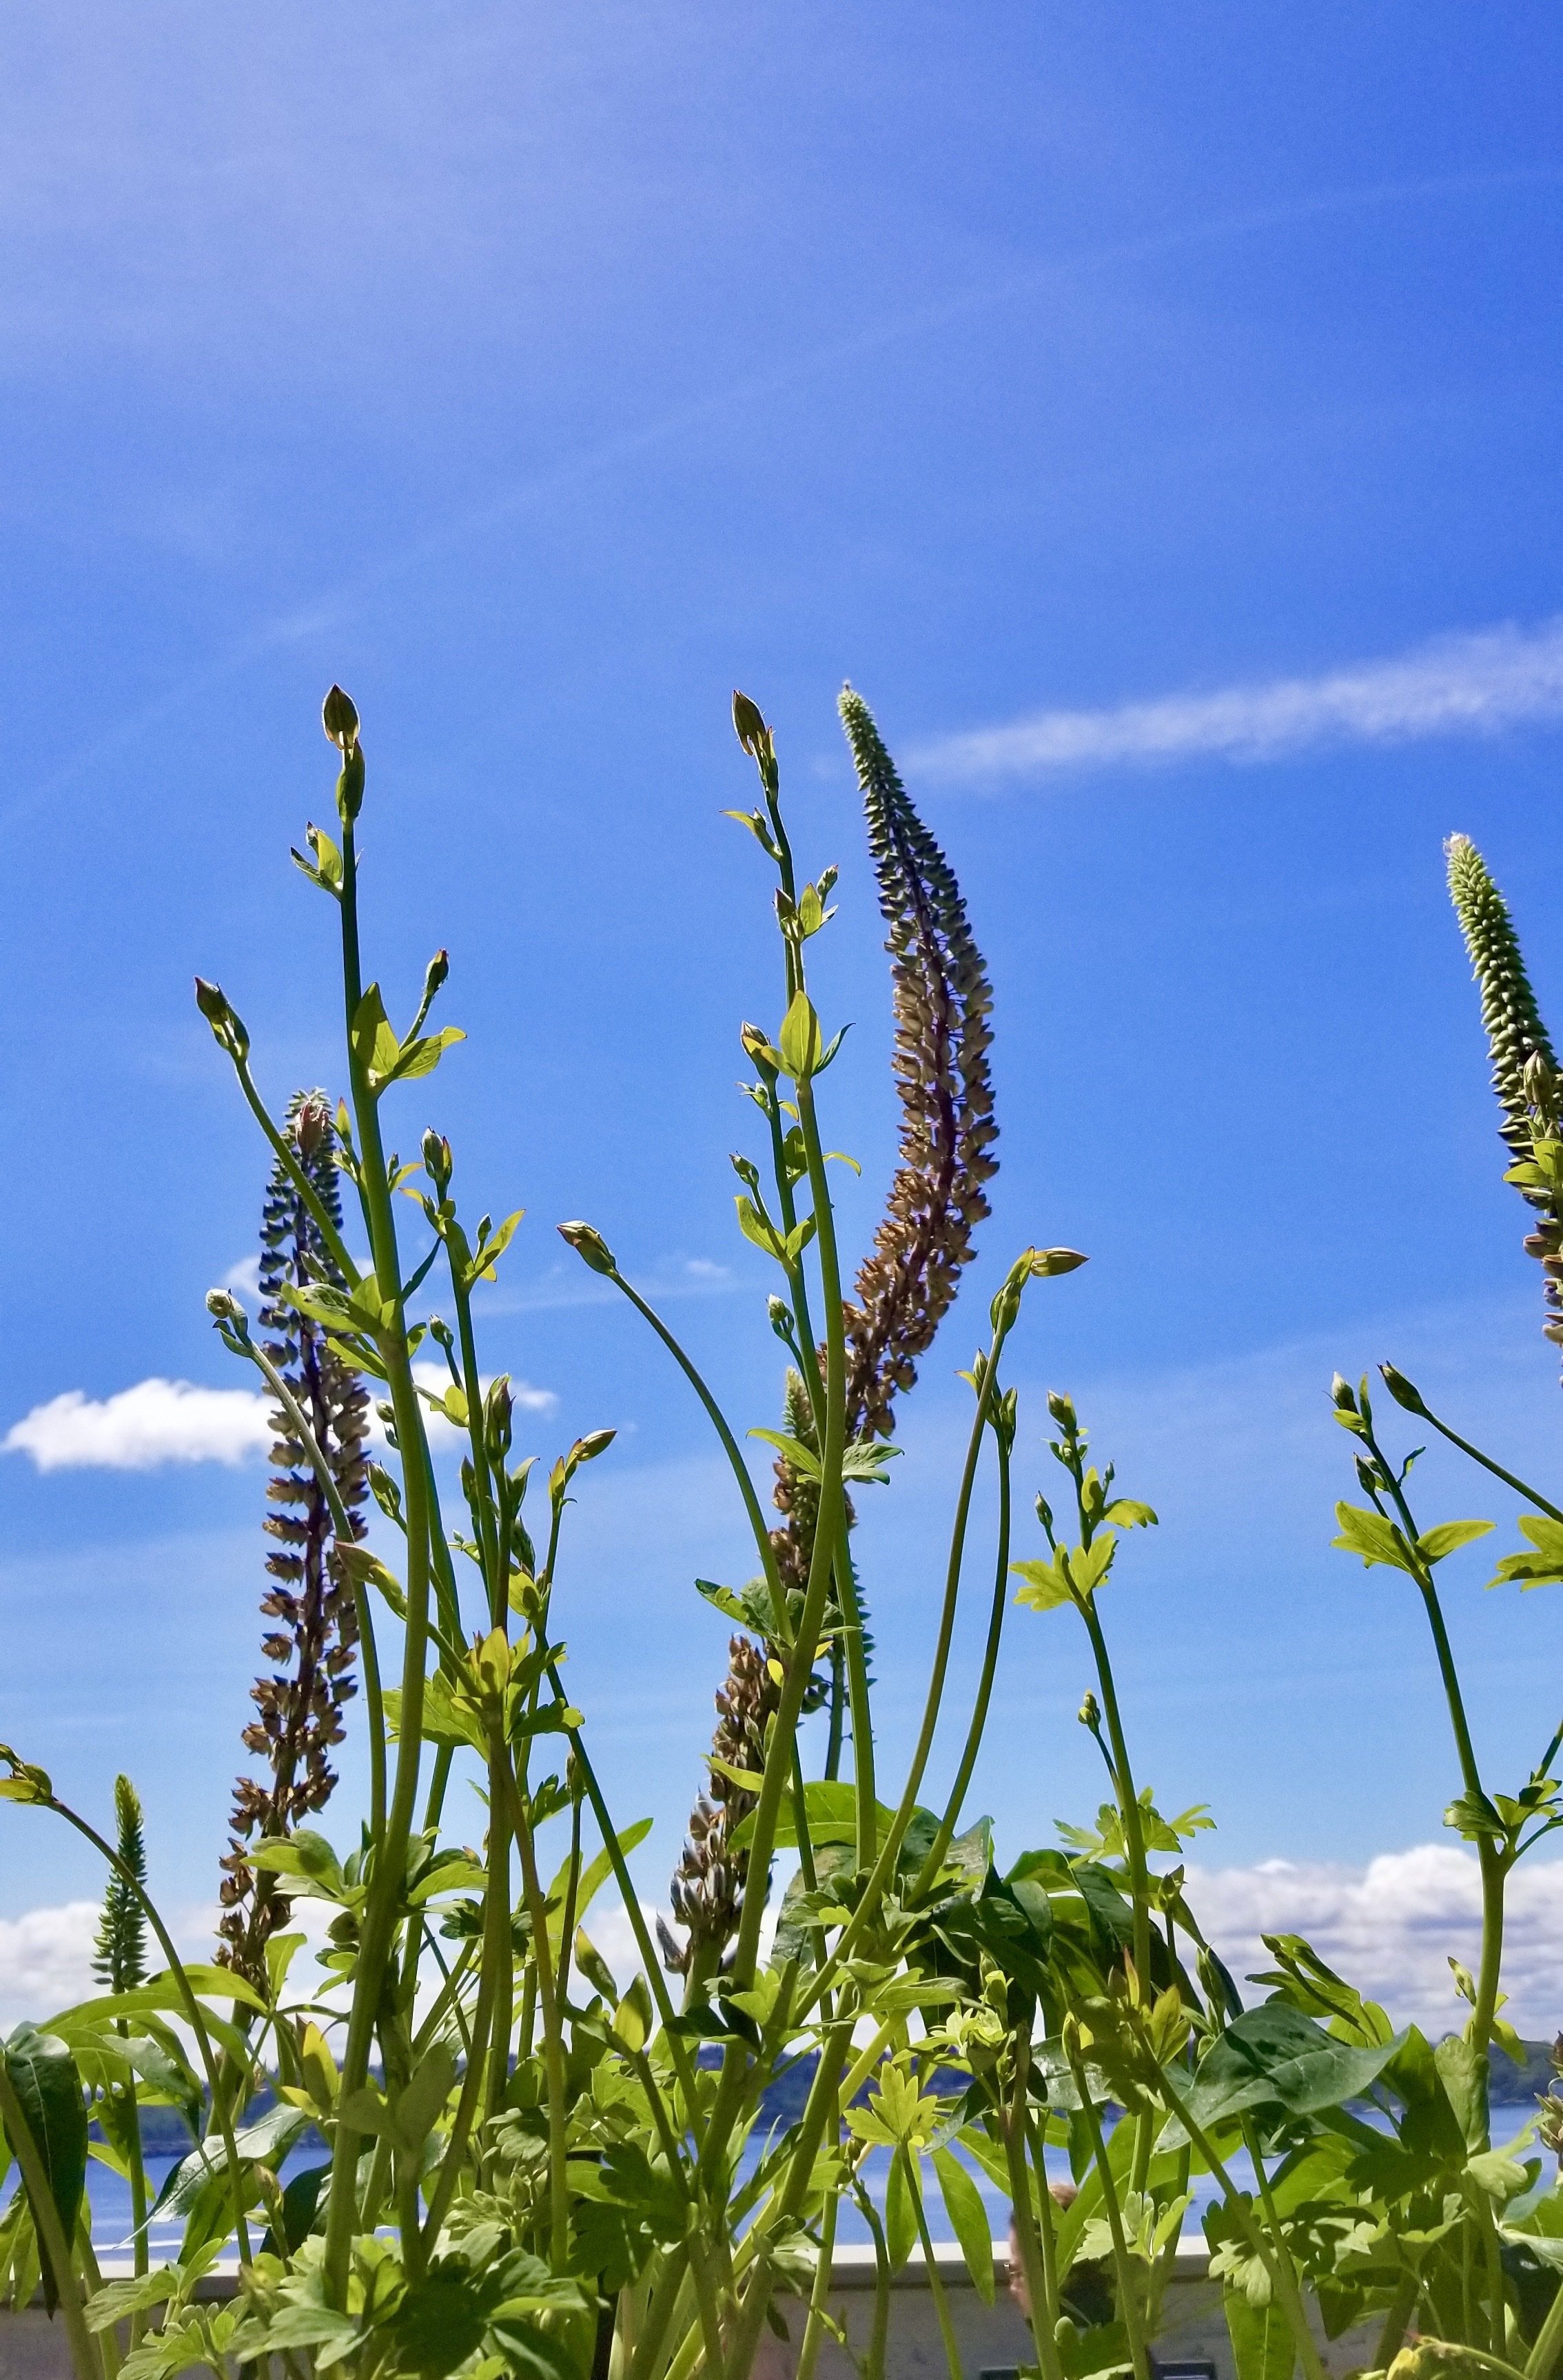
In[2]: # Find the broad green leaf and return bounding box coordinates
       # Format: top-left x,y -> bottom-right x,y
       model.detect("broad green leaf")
1224,2285 -> 1295,2380
1011,1552 -> 1073,1610
84,2266 -> 178,2332
1418,1519 -> 1493,1565
1331,1503 -> 1414,1574
1169,2003 -> 1404,2141
546,1817 -> 653,1949
394,2045 -> 458,2153
382,1025 -> 464,1089
735,1196 -> 786,1262
932,2146 -> 994,2304
730,1779 -> 897,1853
1101,1498 -> 1158,1530
349,983 -> 400,1083
2,2026 -> 87,2312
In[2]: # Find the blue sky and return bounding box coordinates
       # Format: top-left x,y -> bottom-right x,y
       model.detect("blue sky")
5,3 -> 1563,2018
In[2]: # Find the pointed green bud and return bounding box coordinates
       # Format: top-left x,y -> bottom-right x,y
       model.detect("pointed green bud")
1378,1363 -> 1427,1417
732,689 -> 771,760
1078,1689 -> 1101,1732
322,684 -> 360,750
1045,1389 -> 1078,1435
766,1295 -> 795,1342
1330,1373 -> 1358,1413
739,1020 -> 779,1074
422,1129 -> 453,1195
1030,1247 -> 1088,1278
194,976 -> 249,1061
558,1221 -> 615,1275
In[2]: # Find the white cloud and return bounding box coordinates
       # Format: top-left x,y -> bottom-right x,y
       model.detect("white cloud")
0,1900 -> 223,2031
1187,1844 -> 1563,2040
2,1364 -> 557,1474
912,616 -> 1563,783
4,1378 -> 273,1472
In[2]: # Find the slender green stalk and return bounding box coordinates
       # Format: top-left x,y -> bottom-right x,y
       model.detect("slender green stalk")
796,1301 -> 1014,2024
498,1757 -> 571,2268
914,1414 -> 1012,1893
1156,2069 -> 1327,2380
794,2188 -> 838,2380
852,2182 -> 892,2380
904,2148 -> 963,2380
608,1272 -> 790,1641
1001,2065 -> 1065,2380
0,2057 -> 102,2380
1064,2041 -> 1150,2380
1525,2264 -> 1563,2380
321,800 -> 437,2306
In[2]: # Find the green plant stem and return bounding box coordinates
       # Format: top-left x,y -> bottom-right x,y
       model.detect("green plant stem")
793,1070 -> 868,1860
1369,1429 -> 1504,2117
49,1802 -> 252,2266
0,2056 -> 102,2380
625,2246 -> 693,2380
795,1302 -> 1013,2024
1158,2072 -> 1326,2380
915,1414 -> 1012,1894
323,808 -> 436,2306
903,2148 -> 963,2380
852,2180 -> 892,2380
1076,1591 -> 1154,2190
795,2188 -> 838,2380
609,1272 -> 790,1641
498,1756 -> 571,2269
1409,1397 -> 1563,1526
540,1668 -> 701,2118
421,1918 -> 501,2248
1001,2060 -> 1065,2380
1524,2264 -> 1563,2380
228,1052 -> 360,1287
1371,2267 -> 1420,2372
1065,2044 -> 1150,2380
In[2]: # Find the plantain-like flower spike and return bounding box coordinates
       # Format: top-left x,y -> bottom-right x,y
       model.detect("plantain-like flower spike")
216,1090 -> 370,1986
92,1774 -> 148,1995
836,684 -> 998,1439
1446,834 -> 1563,1360
658,1634 -> 779,1982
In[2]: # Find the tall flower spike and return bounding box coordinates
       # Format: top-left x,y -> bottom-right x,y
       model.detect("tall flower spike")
659,1634 -> 780,1987
837,684 -> 998,1439
217,1089 -> 371,1985
92,1774 -> 147,1995
1447,834 -> 1563,1363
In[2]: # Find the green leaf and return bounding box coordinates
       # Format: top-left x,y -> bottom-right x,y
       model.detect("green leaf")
1010,1552 -> 1074,1610
735,1196 -> 787,1262
932,2147 -> 994,2304
729,1779 -> 898,1853
748,1426 -> 820,1479
1168,2004 -> 1404,2142
1331,1502 -> 1415,1573
349,983 -> 400,1083
1224,2286 -> 1296,2380
1418,1519 -> 1494,1565
2,2026 -> 87,2313
1101,1498 -> 1158,1530
467,1209 -> 524,1285
383,1025 -> 465,1089
885,2148 -> 917,2273
1489,1512 -> 1563,1591
778,992 -> 823,1080
84,2267 -> 178,2333
546,1817 -> 653,1949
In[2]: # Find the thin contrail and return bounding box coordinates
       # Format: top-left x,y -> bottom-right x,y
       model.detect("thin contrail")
911,617 -> 1563,784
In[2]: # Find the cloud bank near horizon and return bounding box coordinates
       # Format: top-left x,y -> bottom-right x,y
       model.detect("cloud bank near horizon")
912,616 -> 1563,784
3,1364 -> 557,1472
7,1845 -> 1560,2039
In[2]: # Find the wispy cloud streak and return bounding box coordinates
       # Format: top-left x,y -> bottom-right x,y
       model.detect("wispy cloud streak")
914,617 -> 1563,784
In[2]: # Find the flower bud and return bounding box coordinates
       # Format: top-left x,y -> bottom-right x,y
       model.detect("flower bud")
424,948 -> 449,1003
205,1287 -> 245,1324
1030,1248 -> 1088,1278
294,1095 -> 331,1161
194,976 -> 250,1061
485,1375 -> 513,1459
322,684 -> 360,751
766,1294 -> 795,1342
1525,1049 -> 1555,1113
1378,1362 -> 1427,1417
732,689 -> 771,759
422,1129 -> 453,1194
1078,1689 -> 1101,1731
1046,1388 -> 1078,1435
1330,1373 -> 1358,1413
739,1020 -> 778,1073
558,1220 -> 616,1275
